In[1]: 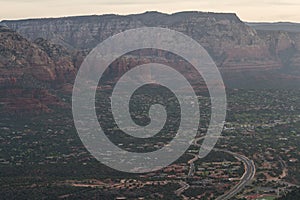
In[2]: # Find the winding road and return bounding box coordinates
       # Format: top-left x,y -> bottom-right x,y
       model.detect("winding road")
176,136 -> 256,199
215,149 -> 256,200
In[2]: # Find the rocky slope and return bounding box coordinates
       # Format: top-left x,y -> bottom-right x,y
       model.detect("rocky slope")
0,26 -> 56,82
0,12 -> 300,91
288,32 -> 300,73
0,26 -> 77,84
0,26 -> 76,115
249,22 -> 300,75
1,11 -> 286,70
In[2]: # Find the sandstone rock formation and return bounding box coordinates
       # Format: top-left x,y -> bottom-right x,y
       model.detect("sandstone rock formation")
0,11 -> 300,115
0,26 -> 74,115
1,11 -> 285,70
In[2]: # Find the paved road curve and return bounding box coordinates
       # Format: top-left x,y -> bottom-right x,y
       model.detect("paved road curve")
175,181 -> 190,196
215,149 -> 256,200
193,137 -> 256,200
175,137 -> 256,199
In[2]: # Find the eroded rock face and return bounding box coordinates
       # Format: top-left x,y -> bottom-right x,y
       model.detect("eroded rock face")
1,12 -> 300,115
249,22 -> 300,68
1,11 -> 286,70
2,15 -> 144,50
256,30 -> 295,63
34,38 -> 76,83
0,26 -> 75,115
287,32 -> 300,71
0,26 -> 78,84
0,26 -> 56,82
